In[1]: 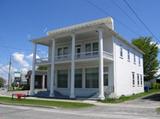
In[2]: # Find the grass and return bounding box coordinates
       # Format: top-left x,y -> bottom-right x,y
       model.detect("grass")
156,108 -> 160,113
0,96 -> 94,109
101,89 -> 160,103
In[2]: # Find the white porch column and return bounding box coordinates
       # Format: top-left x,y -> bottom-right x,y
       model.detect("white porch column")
70,34 -> 75,98
42,74 -> 45,89
98,29 -> 105,100
50,39 -> 55,97
30,43 -> 37,95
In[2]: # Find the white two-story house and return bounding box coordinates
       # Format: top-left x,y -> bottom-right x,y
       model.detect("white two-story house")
30,17 -> 144,100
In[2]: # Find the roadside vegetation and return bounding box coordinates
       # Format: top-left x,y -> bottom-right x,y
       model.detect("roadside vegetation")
101,89 -> 160,103
0,96 -> 94,109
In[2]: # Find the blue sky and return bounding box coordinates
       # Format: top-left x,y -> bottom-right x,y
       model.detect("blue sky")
0,0 -> 160,78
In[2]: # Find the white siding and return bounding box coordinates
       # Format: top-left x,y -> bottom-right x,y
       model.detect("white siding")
113,37 -> 144,97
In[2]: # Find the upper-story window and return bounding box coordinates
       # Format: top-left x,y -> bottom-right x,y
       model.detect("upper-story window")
63,47 -> 69,55
57,47 -> 68,56
58,48 -> 63,56
120,45 -> 123,58
139,56 -> 141,66
93,42 -> 98,55
127,49 -> 130,61
134,53 -> 136,64
85,43 -> 92,55
85,42 -> 98,55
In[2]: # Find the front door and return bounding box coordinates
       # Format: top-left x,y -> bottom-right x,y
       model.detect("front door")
76,45 -> 81,58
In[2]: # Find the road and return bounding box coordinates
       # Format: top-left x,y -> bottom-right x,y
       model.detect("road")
0,93 -> 160,119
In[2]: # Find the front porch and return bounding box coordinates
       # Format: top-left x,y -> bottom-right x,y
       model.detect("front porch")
34,59 -> 114,99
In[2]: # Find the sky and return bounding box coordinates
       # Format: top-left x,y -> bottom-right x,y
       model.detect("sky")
0,0 -> 160,79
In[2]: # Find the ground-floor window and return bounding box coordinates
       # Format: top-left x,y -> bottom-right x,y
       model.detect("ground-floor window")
57,70 -> 68,88
132,72 -> 135,87
104,67 -> 108,86
75,69 -> 82,88
85,68 -> 98,88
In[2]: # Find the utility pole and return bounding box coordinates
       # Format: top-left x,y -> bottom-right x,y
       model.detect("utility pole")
8,55 -> 11,91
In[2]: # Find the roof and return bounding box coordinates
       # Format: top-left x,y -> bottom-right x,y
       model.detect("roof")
32,17 -> 144,54
47,17 -> 114,35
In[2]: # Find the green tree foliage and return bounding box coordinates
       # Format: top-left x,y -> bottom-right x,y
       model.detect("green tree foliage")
37,65 -> 48,71
0,77 -> 5,87
132,37 -> 159,81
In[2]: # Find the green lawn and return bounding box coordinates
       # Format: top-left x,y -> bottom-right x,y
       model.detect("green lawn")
101,89 -> 160,103
0,96 -> 94,109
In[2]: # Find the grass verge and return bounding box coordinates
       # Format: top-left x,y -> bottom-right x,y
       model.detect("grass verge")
0,96 -> 94,109
101,89 -> 160,103
156,108 -> 160,114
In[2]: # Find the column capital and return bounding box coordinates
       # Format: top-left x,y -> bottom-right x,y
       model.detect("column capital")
71,33 -> 75,38
97,28 -> 104,33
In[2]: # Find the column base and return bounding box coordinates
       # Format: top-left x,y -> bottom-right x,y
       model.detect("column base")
98,95 -> 105,100
29,90 -> 35,96
70,95 -> 75,99
49,92 -> 54,97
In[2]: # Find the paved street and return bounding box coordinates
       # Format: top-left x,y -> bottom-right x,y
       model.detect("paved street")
0,93 -> 160,119
0,102 -> 160,119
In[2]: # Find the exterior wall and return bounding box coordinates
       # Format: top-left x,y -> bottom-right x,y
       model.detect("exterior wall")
113,37 -> 144,97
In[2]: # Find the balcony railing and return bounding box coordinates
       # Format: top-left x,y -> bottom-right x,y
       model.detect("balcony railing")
36,51 -> 113,64
55,54 -> 71,61
103,51 -> 113,60
75,51 -> 99,59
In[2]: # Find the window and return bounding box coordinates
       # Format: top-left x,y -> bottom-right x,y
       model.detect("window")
140,74 -> 143,86
75,69 -> 82,88
132,72 -> 135,87
57,70 -> 68,88
120,46 -> 123,58
85,68 -> 98,88
139,56 -> 141,66
134,54 -> 136,64
63,47 -> 68,55
57,47 -> 68,56
93,42 -> 98,55
137,74 -> 139,86
127,49 -> 130,61
57,48 -> 63,56
104,67 -> 109,86
85,43 -> 91,55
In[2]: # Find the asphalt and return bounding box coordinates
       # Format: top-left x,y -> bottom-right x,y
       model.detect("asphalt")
0,90 -> 160,119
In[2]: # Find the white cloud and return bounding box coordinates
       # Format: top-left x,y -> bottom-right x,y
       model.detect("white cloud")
26,53 -> 40,61
12,52 -> 29,67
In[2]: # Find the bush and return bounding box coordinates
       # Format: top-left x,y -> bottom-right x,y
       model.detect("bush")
151,83 -> 160,89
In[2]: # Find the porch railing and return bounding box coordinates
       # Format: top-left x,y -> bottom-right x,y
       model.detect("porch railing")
103,51 -> 113,59
75,51 -> 99,59
36,51 -> 113,64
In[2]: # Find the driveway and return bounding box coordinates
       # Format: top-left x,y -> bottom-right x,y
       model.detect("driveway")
0,93 -> 160,119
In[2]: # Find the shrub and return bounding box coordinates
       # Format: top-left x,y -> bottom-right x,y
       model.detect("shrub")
151,83 -> 160,89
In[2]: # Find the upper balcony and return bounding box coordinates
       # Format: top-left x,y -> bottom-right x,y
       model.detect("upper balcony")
36,50 -> 113,65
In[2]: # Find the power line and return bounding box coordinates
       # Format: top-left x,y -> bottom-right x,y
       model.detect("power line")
110,0 -> 144,32
123,0 -> 159,42
84,0 -> 141,36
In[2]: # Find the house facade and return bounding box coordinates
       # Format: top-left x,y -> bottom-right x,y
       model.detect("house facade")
30,17 -> 144,100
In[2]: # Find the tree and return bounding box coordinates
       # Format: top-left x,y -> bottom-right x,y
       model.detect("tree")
37,65 -> 48,71
132,37 -> 159,81
0,77 -> 5,87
